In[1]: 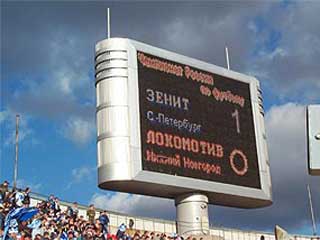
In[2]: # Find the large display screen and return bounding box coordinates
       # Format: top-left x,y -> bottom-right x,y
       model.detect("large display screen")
137,51 -> 261,189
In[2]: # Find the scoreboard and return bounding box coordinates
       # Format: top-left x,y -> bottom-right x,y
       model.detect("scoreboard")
138,51 -> 260,188
95,38 -> 272,208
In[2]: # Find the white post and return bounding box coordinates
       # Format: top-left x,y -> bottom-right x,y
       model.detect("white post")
107,8 -> 111,39
225,46 -> 230,70
13,114 -> 20,190
175,193 -> 209,236
307,184 -> 317,235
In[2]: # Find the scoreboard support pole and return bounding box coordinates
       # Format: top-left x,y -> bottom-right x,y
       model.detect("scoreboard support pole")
175,193 -> 210,236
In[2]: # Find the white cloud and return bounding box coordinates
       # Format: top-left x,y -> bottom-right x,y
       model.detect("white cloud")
72,166 -> 95,183
250,2 -> 320,99
47,35 -> 92,99
265,103 -> 306,171
91,192 -> 141,213
5,34 -> 95,146
17,178 -> 42,192
66,165 -> 95,189
161,6 -> 259,69
159,2 -> 320,101
61,117 -> 95,145
258,47 -> 287,60
90,192 -> 174,219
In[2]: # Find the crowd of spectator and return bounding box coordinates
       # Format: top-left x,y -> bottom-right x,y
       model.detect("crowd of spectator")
0,181 -> 182,240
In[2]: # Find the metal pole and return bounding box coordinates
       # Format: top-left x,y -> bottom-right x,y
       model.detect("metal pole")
107,8 -> 111,39
225,46 -> 230,70
307,184 -> 317,235
13,114 -> 20,190
175,193 -> 209,235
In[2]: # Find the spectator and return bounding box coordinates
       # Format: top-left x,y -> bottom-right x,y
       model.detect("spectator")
35,233 -> 42,240
99,210 -> 110,234
154,233 -> 161,240
116,223 -> 127,240
0,184 -> 195,240
53,197 -> 61,214
67,230 -> 75,240
50,231 -> 57,240
22,187 -> 31,207
95,223 -> 106,240
28,218 -> 43,239
0,206 -> 5,231
87,204 -> 96,223
14,189 -> 25,207
19,221 -> 32,239
48,194 -> 55,210
0,181 -> 9,204
71,202 -> 79,220
127,219 -> 135,237
67,205 -> 74,217
160,233 -> 166,240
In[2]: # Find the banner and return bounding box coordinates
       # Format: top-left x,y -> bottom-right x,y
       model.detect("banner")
275,225 -> 292,240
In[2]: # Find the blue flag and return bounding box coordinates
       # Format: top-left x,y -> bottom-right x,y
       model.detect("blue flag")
3,207 -> 39,239
17,207 -> 38,222
60,231 -> 68,240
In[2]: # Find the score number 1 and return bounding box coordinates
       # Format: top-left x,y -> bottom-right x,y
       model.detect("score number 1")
231,109 -> 240,134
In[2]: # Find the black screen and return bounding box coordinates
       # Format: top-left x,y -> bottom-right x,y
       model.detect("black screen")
137,51 -> 261,189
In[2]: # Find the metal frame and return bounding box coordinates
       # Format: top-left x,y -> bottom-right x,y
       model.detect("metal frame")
95,38 -> 272,208
307,105 -> 320,175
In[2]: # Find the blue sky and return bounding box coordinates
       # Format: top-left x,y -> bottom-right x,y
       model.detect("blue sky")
1,1 -> 320,236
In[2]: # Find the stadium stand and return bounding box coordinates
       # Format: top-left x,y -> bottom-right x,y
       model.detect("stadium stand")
0,182 -> 318,240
